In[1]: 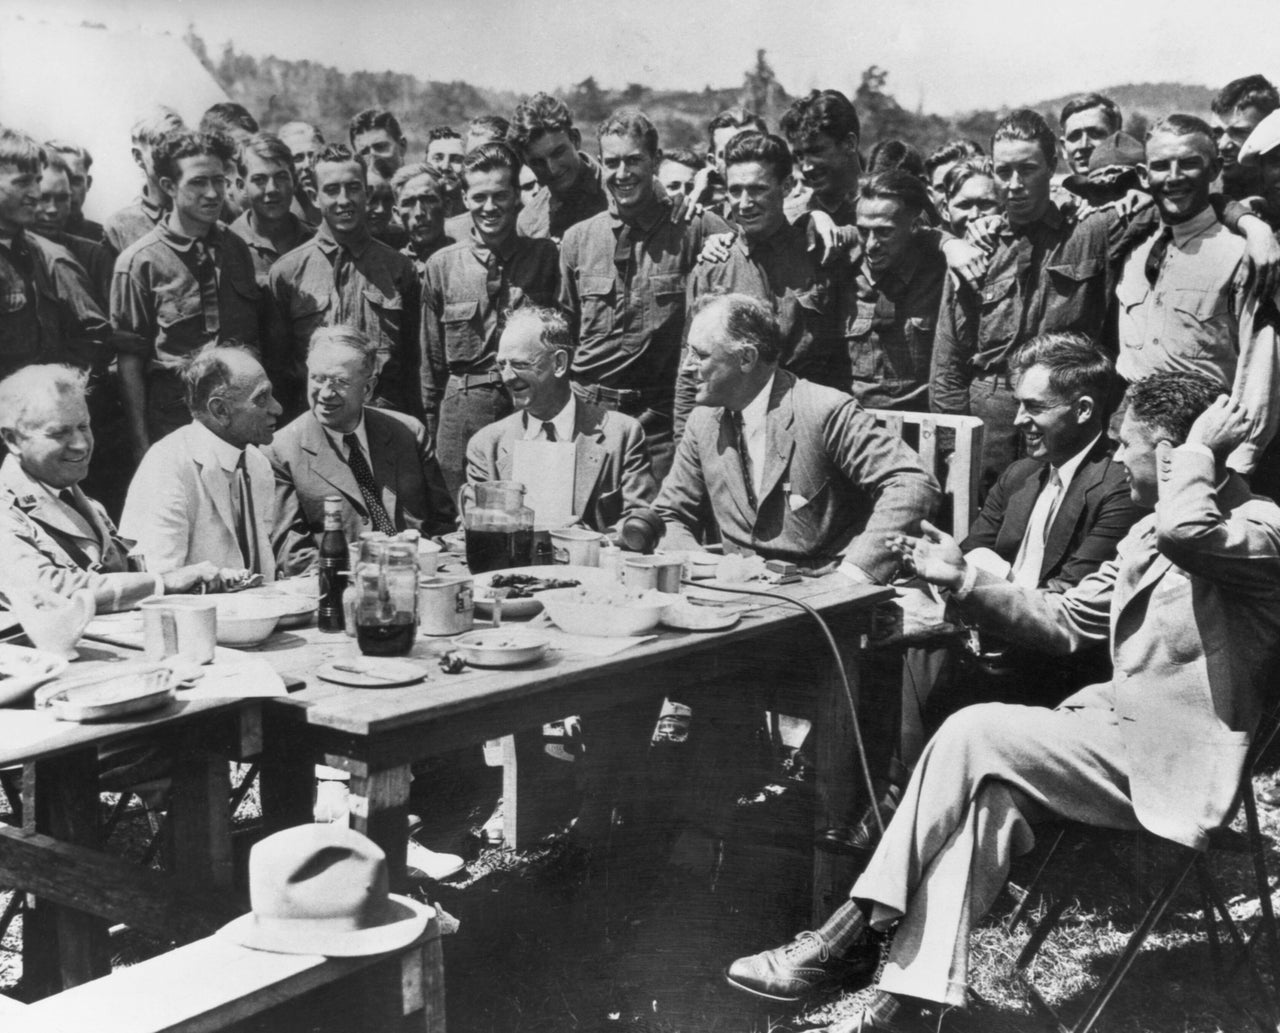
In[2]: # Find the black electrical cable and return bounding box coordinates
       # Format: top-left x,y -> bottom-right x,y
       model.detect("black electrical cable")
682,578 -> 884,835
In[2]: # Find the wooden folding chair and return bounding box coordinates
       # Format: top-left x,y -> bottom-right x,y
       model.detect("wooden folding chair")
1006,700 -> 1280,1033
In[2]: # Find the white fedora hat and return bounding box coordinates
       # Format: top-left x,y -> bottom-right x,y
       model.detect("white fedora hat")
219,824 -> 433,957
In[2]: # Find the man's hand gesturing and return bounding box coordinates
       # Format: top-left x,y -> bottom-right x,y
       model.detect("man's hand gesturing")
886,520 -> 968,591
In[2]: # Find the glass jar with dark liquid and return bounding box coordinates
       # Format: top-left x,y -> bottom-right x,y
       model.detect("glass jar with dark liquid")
458,480 -> 535,573
355,538 -> 419,656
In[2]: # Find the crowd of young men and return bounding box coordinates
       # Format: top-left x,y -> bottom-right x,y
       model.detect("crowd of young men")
4,71 -> 1280,1031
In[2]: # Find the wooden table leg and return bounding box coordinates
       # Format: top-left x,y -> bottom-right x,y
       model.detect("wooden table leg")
22,750 -> 111,996
168,728 -> 234,891
347,765 -> 412,892
257,707 -> 316,835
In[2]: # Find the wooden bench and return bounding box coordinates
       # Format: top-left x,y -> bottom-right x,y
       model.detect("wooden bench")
10,910 -> 445,1033
865,409 -> 985,538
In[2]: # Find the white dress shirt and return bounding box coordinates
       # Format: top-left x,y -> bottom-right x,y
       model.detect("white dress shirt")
321,413 -> 371,461
736,372 -> 774,505
521,392 -> 577,442
1008,433 -> 1100,587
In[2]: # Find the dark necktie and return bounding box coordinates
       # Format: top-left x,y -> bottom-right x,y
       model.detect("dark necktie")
332,246 -> 351,322
613,223 -> 632,277
195,241 -> 220,336
1145,227 -> 1174,287
343,434 -> 396,534
542,421 -> 558,442
234,451 -> 261,574
58,489 -> 94,532
729,410 -> 758,510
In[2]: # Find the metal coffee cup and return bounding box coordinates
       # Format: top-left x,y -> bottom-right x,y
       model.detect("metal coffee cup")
550,527 -> 603,566
418,575 -> 474,636
140,596 -> 217,664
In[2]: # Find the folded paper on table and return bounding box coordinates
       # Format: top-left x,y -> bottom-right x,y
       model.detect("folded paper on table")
512,438 -> 576,528
186,658 -> 287,699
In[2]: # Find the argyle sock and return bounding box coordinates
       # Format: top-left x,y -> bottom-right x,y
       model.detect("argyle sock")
817,898 -> 873,956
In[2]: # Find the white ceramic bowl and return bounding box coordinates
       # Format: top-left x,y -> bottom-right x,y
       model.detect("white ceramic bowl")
211,597 -> 285,647
538,587 -> 667,637
450,629 -> 549,667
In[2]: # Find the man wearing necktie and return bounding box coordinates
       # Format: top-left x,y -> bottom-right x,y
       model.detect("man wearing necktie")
420,143 -> 560,498
267,326 -> 455,576
558,108 -> 731,482
111,128 -> 263,463
266,144 -> 423,423
1113,115 -> 1280,479
0,364 -> 221,612
728,372 -> 1280,1032
121,343 -> 281,580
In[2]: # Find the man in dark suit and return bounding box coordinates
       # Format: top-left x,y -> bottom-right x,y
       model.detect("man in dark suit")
266,326 -> 454,576
656,291 -> 939,580
466,303 -> 657,532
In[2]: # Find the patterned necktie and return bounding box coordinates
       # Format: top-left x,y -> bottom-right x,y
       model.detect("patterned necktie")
234,451 -> 261,575
1144,227 -> 1174,287
729,410 -> 758,510
343,434 -> 396,534
195,240 -> 220,336
542,421 -> 558,442
1012,468 -> 1062,589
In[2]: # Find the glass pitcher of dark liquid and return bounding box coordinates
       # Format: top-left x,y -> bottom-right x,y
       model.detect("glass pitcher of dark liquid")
355,538 -> 419,655
459,480 -> 535,573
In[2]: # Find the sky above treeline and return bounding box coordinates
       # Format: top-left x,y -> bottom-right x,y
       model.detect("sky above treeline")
16,0 -> 1280,115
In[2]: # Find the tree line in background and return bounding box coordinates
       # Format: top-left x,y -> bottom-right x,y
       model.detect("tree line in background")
183,28 -> 1216,169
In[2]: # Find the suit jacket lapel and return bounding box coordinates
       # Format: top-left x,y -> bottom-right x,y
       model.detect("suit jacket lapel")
299,413 -> 362,508
572,404 -> 607,519
757,375 -> 795,505
364,409 -> 400,516
716,409 -> 755,526
192,432 -> 242,544
1041,439 -> 1114,579
998,465 -> 1045,558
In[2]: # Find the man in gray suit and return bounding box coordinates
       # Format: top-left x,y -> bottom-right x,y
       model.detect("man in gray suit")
466,304 -> 657,532
266,326 -> 455,576
726,372 -> 1280,1032
655,291 -> 939,580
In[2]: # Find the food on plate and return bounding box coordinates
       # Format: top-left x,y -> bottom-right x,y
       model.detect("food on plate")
715,553 -> 766,583
486,573 -> 581,598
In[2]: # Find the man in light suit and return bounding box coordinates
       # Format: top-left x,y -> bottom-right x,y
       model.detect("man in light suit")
0,364 -> 220,612
267,326 -> 455,576
726,372 -> 1280,1032
121,343 -> 282,579
466,304 -> 658,532
655,291 -> 939,579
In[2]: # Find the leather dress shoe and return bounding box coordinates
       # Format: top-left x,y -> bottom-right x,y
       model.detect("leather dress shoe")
724,930 -> 877,1003
817,784 -> 901,859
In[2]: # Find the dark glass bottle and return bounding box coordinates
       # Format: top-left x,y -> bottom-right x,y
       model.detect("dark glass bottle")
318,496 -> 348,632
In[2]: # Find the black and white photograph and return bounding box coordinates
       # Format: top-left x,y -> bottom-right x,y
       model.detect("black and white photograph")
1,1 -> 1280,1030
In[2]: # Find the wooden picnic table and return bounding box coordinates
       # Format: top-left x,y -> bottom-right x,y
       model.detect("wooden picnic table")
251,572 -> 895,923
0,642 -> 270,997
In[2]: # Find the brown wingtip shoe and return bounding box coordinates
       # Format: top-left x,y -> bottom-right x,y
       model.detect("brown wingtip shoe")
724,929 -> 878,1003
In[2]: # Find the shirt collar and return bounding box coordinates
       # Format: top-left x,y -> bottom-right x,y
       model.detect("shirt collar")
157,218 -> 220,254
467,228 -> 520,264
193,419 -> 247,472
1051,432 -> 1102,495
522,392 -> 577,442
12,461 -> 69,506
139,188 -> 167,221
867,240 -> 923,294
736,371 -> 776,433
321,411 -> 370,459
1167,204 -> 1219,246
1002,201 -> 1065,240
739,220 -> 795,258
610,192 -> 669,233
316,221 -> 373,259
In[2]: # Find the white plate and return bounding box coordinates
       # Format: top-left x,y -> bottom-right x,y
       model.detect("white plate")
660,602 -> 742,632
316,659 -> 427,688
471,566 -> 609,618
36,662 -> 174,722
451,630 -> 549,667
0,643 -> 70,706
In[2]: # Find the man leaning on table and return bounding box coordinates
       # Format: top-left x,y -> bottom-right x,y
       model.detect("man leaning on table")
267,325 -> 455,576
0,364 -> 221,612
466,303 -> 658,532
120,342 -> 281,581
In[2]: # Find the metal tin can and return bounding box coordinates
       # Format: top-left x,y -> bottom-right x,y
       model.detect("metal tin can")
418,575 -> 475,636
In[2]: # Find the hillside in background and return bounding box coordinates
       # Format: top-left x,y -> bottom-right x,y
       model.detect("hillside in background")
185,30 -> 1216,166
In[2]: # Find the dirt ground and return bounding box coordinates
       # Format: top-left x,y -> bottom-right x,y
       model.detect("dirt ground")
3,746 -> 1280,1033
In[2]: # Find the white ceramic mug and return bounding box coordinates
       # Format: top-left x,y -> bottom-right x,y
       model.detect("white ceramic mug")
550,527 -> 603,567
417,538 -> 442,578
140,596 -> 217,664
